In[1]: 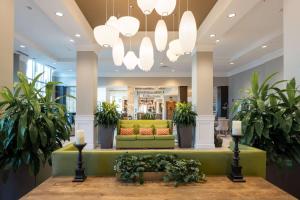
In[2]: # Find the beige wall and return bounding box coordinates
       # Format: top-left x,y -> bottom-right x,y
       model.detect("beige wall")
0,0 -> 14,90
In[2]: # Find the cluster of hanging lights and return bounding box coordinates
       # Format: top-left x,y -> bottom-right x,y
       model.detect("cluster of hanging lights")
93,0 -> 197,71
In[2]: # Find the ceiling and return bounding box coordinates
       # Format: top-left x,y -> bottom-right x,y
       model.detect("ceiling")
75,0 -> 217,31
13,0 -> 284,78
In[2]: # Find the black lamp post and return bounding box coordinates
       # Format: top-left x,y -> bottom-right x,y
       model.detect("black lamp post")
73,143 -> 87,182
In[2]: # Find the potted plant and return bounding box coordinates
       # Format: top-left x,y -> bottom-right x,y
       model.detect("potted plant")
173,102 -> 197,148
232,72 -> 300,198
95,102 -> 120,149
0,72 -> 71,199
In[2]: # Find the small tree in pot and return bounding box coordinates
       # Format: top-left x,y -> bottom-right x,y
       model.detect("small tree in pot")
173,102 -> 197,148
95,102 -> 120,149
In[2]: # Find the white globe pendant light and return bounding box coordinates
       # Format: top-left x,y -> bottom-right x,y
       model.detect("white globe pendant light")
123,51 -> 138,70
155,19 -> 168,52
118,16 -> 140,37
106,16 -> 119,31
179,11 -> 197,54
167,49 -> 178,62
139,37 -> 154,71
94,25 -> 119,47
137,0 -> 157,15
155,0 -> 176,16
112,38 -> 124,66
169,39 -> 184,56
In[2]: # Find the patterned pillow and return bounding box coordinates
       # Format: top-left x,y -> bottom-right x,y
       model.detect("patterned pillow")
139,128 -> 153,135
120,128 -> 134,135
156,128 -> 170,135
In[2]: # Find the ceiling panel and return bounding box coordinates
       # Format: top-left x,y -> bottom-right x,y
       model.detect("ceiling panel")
75,0 -> 217,31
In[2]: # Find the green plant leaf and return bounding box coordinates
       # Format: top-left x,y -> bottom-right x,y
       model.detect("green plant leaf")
254,120 -> 264,138
17,110 -> 28,149
29,122 -> 38,144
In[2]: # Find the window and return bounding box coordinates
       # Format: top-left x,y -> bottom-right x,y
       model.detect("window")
26,59 -> 53,96
66,87 -> 76,113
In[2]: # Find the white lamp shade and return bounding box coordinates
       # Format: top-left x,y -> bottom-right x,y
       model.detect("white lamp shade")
169,39 -> 184,56
155,19 -> 168,52
137,0 -> 157,15
138,58 -> 154,72
118,16 -> 140,37
123,51 -> 138,70
167,49 -> 178,62
155,0 -> 176,16
179,11 -> 197,54
106,16 -> 119,31
139,37 -> 154,71
112,38 -> 124,66
94,25 -> 119,47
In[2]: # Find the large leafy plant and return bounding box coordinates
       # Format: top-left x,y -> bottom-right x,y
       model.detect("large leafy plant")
95,102 -> 120,128
0,72 -> 71,177
173,102 -> 197,126
232,72 -> 300,167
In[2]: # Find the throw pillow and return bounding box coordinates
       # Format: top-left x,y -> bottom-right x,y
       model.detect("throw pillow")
139,128 -> 153,135
156,128 -> 170,135
120,128 -> 134,135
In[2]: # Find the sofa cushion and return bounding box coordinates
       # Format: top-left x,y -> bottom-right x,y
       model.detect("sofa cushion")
155,135 -> 175,140
136,135 -> 155,140
116,135 -> 137,141
156,128 -> 170,135
154,123 -> 168,128
139,128 -> 153,135
120,124 -> 134,128
120,128 -> 134,135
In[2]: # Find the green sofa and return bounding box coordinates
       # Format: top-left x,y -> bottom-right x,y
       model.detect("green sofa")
52,144 -> 266,178
116,120 -> 175,149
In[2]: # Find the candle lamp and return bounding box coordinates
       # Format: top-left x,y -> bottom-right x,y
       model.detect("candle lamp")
73,142 -> 87,182
228,121 -> 245,182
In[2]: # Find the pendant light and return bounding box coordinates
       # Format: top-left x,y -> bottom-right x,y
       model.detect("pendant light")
167,49 -> 178,62
155,19 -> 168,52
124,37 -> 138,70
137,0 -> 157,15
139,15 -> 154,71
118,2 -> 140,37
169,39 -> 184,56
155,0 -> 176,16
94,0 -> 119,47
112,38 -> 124,66
106,1 -> 119,31
179,0 -> 197,54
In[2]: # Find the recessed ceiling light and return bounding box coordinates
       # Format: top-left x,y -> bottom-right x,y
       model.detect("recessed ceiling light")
228,13 -> 236,18
69,39 -> 74,43
55,12 -> 63,17
20,45 -> 26,48
216,39 -> 220,43
230,62 -> 234,65
210,34 -> 216,38
262,45 -> 267,49
75,34 -> 81,38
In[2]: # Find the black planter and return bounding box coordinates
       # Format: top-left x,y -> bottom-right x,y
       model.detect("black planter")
177,125 -> 194,148
0,164 -> 51,200
99,126 -> 115,149
266,163 -> 300,199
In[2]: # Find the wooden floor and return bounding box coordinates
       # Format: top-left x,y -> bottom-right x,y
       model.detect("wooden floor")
21,176 -> 296,200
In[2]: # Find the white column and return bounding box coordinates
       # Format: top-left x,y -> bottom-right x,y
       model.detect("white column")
192,52 -> 215,149
283,0 -> 300,84
75,51 -> 98,149
0,0 -> 14,91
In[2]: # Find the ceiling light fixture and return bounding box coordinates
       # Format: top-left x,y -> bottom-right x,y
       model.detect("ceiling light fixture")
112,38 -> 125,66
75,34 -> 81,38
262,45 -> 268,48
210,34 -> 216,38
228,13 -> 236,18
55,12 -> 63,17
179,1 -> 197,54
118,3 -> 140,37
169,39 -> 184,56
124,51 -> 138,70
155,0 -> 176,16
230,62 -> 234,65
137,0 -> 157,15
20,45 -> 26,48
69,39 -> 74,43
155,19 -> 168,52
216,39 -> 220,43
